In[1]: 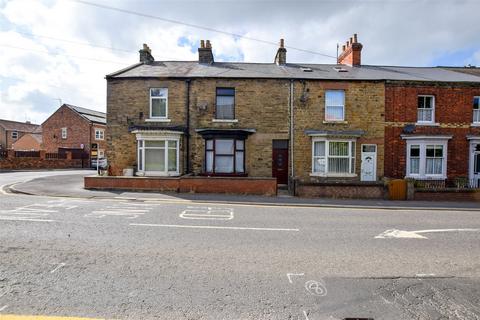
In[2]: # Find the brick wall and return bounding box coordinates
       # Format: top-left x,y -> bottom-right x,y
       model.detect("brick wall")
0,157 -> 82,170
84,175 -> 277,196
42,105 -> 106,154
385,82 -> 480,179
296,181 -> 386,199
414,189 -> 480,202
293,81 -> 385,180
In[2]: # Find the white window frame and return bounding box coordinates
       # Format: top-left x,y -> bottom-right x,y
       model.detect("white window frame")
135,131 -> 180,177
404,136 -> 450,180
473,96 -> 480,125
11,131 -> 18,139
149,88 -> 169,120
324,90 -> 345,122
95,128 -> 105,140
311,138 -> 356,177
61,127 -> 67,139
417,95 -> 435,124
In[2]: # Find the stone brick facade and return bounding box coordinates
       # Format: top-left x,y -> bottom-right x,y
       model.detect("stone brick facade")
385,82 -> 480,180
293,81 -> 385,181
42,105 -> 107,160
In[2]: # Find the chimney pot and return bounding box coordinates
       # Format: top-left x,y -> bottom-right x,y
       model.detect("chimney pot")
139,43 -> 154,64
280,38 -> 285,48
274,38 -> 287,65
337,34 -> 363,66
198,39 -> 214,64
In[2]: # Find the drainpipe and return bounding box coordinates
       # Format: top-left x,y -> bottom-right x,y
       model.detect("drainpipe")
289,79 -> 295,182
185,79 -> 191,174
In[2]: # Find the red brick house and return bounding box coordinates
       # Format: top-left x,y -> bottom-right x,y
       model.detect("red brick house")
0,119 -> 40,150
42,104 -> 106,164
385,80 -> 480,187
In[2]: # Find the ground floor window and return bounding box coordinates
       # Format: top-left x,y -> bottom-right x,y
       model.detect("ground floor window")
205,138 -> 245,174
312,139 -> 356,176
137,138 -> 179,176
405,139 -> 448,179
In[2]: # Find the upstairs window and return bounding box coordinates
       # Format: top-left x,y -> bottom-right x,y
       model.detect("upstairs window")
474,96 -> 480,124
95,129 -> 105,140
325,90 -> 345,121
215,88 -> 235,120
61,127 -> 67,139
11,131 -> 18,139
417,95 -> 435,123
150,88 -> 168,118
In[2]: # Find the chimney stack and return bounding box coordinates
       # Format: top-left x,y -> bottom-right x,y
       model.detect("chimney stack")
337,33 -> 363,66
198,39 -> 214,64
139,43 -> 154,64
274,38 -> 287,65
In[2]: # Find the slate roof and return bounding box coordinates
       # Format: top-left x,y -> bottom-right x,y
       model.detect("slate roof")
0,119 -> 40,132
107,61 -> 480,83
65,104 -> 106,124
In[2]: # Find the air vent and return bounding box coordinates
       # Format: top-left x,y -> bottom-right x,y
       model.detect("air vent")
301,67 -> 313,72
333,66 -> 348,72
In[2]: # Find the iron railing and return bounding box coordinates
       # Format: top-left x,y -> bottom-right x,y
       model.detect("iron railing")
14,150 -> 40,158
415,178 -> 480,190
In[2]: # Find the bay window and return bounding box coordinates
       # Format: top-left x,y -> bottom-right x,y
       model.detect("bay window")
312,139 -> 356,176
137,138 -> 179,176
404,137 -> 449,179
205,138 -> 245,174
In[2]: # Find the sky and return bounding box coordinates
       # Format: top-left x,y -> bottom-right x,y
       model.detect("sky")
1,0 -> 480,125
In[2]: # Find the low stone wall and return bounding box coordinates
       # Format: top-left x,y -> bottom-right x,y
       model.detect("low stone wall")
414,189 -> 480,202
85,175 -> 277,196
295,181 -> 386,199
0,158 -> 83,170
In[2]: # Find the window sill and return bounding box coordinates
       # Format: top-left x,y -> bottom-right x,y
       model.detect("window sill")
310,173 -> 357,178
212,119 -> 238,123
415,122 -> 439,126
323,120 -> 347,124
471,123 -> 480,127
136,171 -> 180,177
200,172 -> 247,177
145,118 -> 171,122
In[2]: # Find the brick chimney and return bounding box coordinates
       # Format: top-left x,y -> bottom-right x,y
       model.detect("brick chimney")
198,40 -> 214,64
274,39 -> 287,65
337,34 -> 363,66
139,43 -> 154,64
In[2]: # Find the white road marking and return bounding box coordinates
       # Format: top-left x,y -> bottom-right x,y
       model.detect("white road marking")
304,279 -> 327,296
180,206 -> 234,220
85,206 -> 150,219
130,223 -> 299,232
0,216 -> 54,222
375,228 -> 480,239
287,273 -> 305,283
0,305 -> 8,312
303,310 -> 309,320
416,273 -> 436,277
50,262 -> 66,273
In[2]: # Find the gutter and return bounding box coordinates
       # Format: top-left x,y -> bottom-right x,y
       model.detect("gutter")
185,79 -> 191,174
289,79 -> 294,179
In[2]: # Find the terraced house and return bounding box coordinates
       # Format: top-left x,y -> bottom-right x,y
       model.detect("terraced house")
104,35 -> 480,196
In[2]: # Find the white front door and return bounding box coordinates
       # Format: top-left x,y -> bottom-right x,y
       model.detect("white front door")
361,144 -> 377,182
470,142 -> 480,188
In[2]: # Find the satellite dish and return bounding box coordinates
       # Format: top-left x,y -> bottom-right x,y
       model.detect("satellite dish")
403,124 -> 416,134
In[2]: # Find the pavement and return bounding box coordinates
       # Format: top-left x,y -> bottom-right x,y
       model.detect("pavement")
4,171 -> 480,211
0,170 -> 479,319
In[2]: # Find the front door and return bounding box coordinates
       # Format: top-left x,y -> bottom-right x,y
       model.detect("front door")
361,144 -> 377,182
272,140 -> 289,185
470,142 -> 480,188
